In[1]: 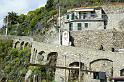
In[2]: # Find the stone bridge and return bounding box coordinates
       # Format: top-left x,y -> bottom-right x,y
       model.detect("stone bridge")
31,41 -> 124,82
0,35 -> 33,49
1,35 -> 124,82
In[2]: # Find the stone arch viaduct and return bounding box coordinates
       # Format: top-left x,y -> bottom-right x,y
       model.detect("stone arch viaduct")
1,35 -> 124,82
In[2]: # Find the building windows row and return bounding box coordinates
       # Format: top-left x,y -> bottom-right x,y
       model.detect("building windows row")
67,11 -> 96,20
69,23 -> 89,31
67,13 -> 85,20
79,12 -> 87,19
67,13 -> 75,20
77,23 -> 82,30
77,23 -> 88,30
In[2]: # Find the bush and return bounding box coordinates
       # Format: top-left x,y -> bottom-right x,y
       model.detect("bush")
0,40 -> 31,82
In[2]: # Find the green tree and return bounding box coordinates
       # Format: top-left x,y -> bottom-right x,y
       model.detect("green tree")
45,0 -> 54,9
0,39 -> 32,82
4,11 -> 19,25
18,14 -> 26,23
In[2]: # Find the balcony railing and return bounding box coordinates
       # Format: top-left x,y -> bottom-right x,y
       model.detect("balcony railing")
65,18 -> 105,23
64,13 -> 108,23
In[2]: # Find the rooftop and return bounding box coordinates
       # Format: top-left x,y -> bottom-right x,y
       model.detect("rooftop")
67,6 -> 102,12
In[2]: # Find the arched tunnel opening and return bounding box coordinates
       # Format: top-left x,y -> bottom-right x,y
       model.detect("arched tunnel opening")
36,51 -> 45,63
46,52 -> 58,81
90,59 -> 113,82
25,42 -> 30,48
20,41 -> 24,49
68,62 -> 84,82
29,51 -> 58,82
14,41 -> 20,48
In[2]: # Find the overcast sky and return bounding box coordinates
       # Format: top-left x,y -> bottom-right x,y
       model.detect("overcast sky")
0,0 -> 47,28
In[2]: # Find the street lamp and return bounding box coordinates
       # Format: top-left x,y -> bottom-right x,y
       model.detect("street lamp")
5,16 -> 8,35
58,0 -> 61,45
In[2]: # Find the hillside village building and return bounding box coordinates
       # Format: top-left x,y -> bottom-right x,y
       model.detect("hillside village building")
60,7 -> 108,31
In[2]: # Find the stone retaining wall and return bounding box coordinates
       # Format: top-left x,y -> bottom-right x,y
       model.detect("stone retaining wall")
70,29 -> 124,51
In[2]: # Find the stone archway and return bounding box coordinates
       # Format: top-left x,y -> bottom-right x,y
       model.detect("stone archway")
14,41 -> 20,48
24,42 -> 30,48
35,51 -> 45,64
47,52 -> 58,66
68,62 -> 84,82
46,52 -> 58,81
20,41 -> 24,49
90,59 -> 113,81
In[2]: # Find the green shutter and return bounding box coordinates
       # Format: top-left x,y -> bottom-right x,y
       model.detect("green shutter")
67,15 -> 69,19
71,13 -> 75,20
85,23 -> 88,28
77,23 -> 82,30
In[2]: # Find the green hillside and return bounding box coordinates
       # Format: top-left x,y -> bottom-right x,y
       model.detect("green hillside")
0,0 -> 124,36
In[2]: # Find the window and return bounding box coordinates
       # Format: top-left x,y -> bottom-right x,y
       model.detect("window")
83,13 -> 87,19
120,69 -> 124,76
91,11 -> 95,17
77,23 -> 82,30
93,72 -> 106,80
69,23 -> 73,31
71,13 -> 75,20
67,14 -> 69,19
79,12 -> 81,19
85,23 -> 88,28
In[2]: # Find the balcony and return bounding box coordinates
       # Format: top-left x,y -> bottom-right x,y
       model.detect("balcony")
65,17 -> 105,23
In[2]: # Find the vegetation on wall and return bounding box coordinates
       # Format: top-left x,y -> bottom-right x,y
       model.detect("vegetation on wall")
0,39 -> 31,81
0,39 -> 55,82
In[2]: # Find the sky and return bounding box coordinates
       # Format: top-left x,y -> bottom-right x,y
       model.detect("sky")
0,0 -> 47,28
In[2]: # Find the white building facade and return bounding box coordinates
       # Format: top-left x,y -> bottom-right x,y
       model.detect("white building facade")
60,7 -> 108,31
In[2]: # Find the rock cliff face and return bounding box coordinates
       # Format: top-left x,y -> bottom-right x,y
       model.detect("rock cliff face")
33,26 -> 59,44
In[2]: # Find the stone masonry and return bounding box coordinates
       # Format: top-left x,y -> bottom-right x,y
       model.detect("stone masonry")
3,34 -> 124,82
70,29 -> 124,51
30,40 -> 124,82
